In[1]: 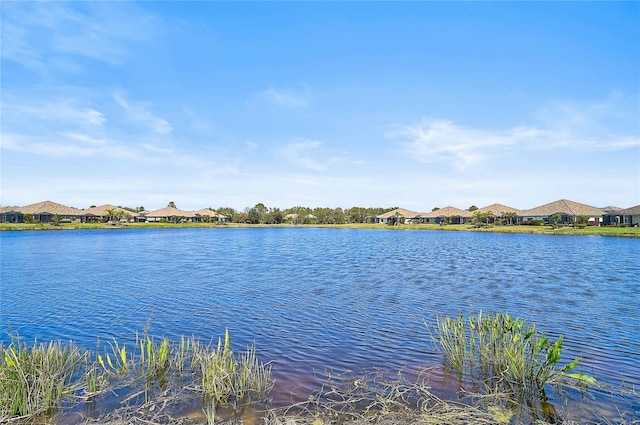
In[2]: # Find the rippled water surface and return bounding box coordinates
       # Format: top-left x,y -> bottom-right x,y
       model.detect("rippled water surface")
1,228 -> 639,420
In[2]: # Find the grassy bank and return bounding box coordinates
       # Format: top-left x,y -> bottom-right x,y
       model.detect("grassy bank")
1,221 -> 640,237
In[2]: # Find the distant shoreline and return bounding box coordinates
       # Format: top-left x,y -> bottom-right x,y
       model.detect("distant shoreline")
1,222 -> 639,237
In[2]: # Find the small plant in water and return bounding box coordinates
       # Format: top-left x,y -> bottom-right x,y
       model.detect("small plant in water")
435,311 -> 595,395
194,328 -> 273,421
0,337 -> 83,421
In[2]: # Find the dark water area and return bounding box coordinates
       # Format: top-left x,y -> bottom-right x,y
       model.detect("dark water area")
1,228 -> 639,422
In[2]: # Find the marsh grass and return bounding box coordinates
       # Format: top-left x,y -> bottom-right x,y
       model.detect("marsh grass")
0,330 -> 272,424
0,338 -> 84,422
193,329 -> 273,423
435,311 -> 595,397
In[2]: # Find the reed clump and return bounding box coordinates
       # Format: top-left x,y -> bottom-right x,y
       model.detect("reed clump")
0,338 -> 84,422
0,330 -> 272,424
435,311 -> 595,395
193,329 -> 273,424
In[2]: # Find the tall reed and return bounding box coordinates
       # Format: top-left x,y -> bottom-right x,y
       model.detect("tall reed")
435,311 -> 595,394
194,329 -> 273,422
0,338 -> 83,421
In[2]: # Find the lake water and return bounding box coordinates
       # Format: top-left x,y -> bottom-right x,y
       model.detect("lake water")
1,228 -> 639,422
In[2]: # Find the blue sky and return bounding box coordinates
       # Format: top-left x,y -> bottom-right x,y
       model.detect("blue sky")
2,1 -> 639,211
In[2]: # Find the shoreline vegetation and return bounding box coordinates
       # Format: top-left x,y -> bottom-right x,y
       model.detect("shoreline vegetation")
3,314 -> 631,425
1,221 -> 640,237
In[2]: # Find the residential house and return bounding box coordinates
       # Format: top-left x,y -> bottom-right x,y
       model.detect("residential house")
600,206 -> 623,226
375,208 -> 421,224
418,207 -> 473,225
192,208 -> 228,222
145,206 -> 195,223
18,201 -> 84,223
81,204 -> 137,223
603,205 -> 640,227
519,199 -> 604,226
0,206 -> 24,223
474,203 -> 522,224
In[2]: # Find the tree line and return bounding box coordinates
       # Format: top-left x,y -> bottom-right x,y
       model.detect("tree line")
218,204 -> 396,225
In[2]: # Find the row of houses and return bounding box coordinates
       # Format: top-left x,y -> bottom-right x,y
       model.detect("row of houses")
1,199 -> 639,227
374,200 -> 640,227
0,201 -> 228,224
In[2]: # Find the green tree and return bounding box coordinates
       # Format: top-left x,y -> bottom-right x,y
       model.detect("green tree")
105,208 -> 117,223
501,211 -> 517,226
347,207 -> 367,223
468,205 -> 478,211
550,214 -> 562,229
472,211 -> 493,227
432,207 -> 440,212
51,214 -> 62,226
576,216 -> 589,228
168,201 -> 176,208
217,207 -> 237,222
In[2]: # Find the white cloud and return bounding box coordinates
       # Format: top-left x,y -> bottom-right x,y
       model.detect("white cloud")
1,2 -> 158,72
534,96 -> 640,151
260,85 -> 311,108
390,119 -> 536,169
392,97 -> 640,169
4,100 -> 106,127
113,92 -> 173,135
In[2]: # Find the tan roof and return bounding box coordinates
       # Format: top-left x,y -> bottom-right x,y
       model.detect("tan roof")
600,205 -> 623,214
146,206 -> 194,218
0,206 -> 22,213
83,204 -> 135,217
476,203 -> 521,216
18,200 -> 84,216
155,206 -> 197,217
192,208 -> 221,218
520,199 -> 604,217
420,206 -> 472,218
613,205 -> 640,215
376,208 -> 422,219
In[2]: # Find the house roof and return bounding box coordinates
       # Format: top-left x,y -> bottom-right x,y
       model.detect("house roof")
600,206 -> 623,214
18,201 -> 84,216
611,205 -> 640,215
145,206 -> 194,218
83,204 -> 135,217
192,208 -> 222,218
520,199 -> 603,217
376,208 -> 422,219
476,203 -> 521,216
419,206 -> 473,218
0,206 -> 22,213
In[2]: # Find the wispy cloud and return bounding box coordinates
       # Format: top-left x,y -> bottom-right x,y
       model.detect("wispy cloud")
1,2 -> 158,73
4,100 -> 107,127
390,120 -> 537,169
260,84 -> 311,108
392,97 -> 640,169
0,94 -> 198,167
534,95 -> 640,151
280,139 -> 346,171
113,91 -> 173,135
